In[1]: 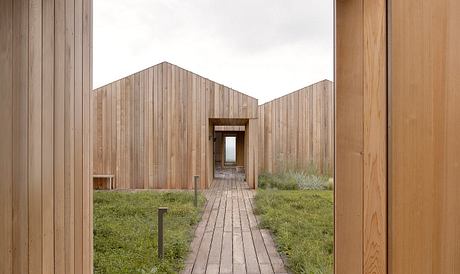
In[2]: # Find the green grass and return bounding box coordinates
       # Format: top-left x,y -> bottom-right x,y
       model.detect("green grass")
258,164 -> 332,191
254,190 -> 333,274
93,191 -> 205,274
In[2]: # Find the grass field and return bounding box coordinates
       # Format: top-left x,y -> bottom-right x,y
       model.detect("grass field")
93,191 -> 205,274
254,189 -> 333,274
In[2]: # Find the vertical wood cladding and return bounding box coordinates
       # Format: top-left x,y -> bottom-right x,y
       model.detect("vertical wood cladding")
390,0 -> 460,272
258,80 -> 334,175
0,0 -> 93,272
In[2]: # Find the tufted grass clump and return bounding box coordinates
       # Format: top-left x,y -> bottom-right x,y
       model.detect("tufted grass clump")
259,162 -> 332,190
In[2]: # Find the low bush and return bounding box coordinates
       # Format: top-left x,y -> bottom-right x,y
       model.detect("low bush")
259,163 -> 332,190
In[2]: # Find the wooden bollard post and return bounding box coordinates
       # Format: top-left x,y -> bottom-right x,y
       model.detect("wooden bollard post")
194,175 -> 199,207
158,207 -> 168,259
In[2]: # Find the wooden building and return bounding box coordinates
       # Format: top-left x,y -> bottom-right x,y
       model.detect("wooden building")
92,63 -> 334,190
258,80 -> 334,175
92,62 -> 259,189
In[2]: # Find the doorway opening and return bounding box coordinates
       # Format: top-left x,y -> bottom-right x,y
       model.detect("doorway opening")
209,118 -> 256,183
224,136 -> 236,164
213,125 -> 246,180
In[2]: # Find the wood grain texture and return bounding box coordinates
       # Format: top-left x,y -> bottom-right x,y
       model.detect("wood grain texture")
0,0 -> 13,272
0,0 -> 92,272
363,0 -> 387,272
258,80 -> 334,175
390,0 -> 460,272
336,2 -> 364,271
335,0 -> 387,273
93,62 -> 259,189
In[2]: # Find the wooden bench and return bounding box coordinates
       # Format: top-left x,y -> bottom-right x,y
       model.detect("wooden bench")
92,174 -> 115,190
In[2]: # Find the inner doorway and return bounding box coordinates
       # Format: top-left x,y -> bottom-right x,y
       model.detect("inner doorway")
209,117 -> 257,185
213,125 -> 246,180
224,136 -> 236,164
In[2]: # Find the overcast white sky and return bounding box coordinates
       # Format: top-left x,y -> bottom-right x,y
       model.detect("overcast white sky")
94,0 -> 333,104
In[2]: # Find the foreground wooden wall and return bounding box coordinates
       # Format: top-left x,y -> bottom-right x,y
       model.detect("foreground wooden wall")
92,62 -> 258,189
335,0 -> 387,273
390,0 -> 460,272
336,0 -> 460,272
258,80 -> 334,175
0,0 -> 93,273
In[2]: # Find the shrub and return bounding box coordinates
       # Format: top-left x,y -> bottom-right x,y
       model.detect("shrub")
259,171 -> 298,190
259,162 -> 332,191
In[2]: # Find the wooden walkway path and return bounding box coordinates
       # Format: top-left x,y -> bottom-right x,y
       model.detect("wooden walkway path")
182,179 -> 287,274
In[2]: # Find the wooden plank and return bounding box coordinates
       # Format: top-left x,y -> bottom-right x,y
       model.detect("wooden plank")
232,201 -> 245,269
112,84 -> 117,185
53,0 -> 65,271
148,68 -> 154,188
12,2 -> 30,272
152,67 -> 158,188
119,80 -> 125,188
161,63 -> 168,188
28,0 -> 44,271
139,72 -> 144,188
42,0 -> 55,271
82,0 -> 92,270
390,0 -> 460,272
220,231 -> 233,274
186,72 -> 192,188
74,0 -> 84,270
335,0 -> 364,272
0,1 -> 13,272
441,3 -> 460,272
363,0 -> 386,272
64,0 -> 76,271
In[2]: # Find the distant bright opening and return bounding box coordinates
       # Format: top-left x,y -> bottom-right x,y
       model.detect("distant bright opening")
225,136 -> 236,163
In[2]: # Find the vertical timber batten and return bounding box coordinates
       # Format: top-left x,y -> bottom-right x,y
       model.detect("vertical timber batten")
335,0 -> 387,273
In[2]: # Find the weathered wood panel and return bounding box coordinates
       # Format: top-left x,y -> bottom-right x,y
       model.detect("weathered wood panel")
0,0 -> 92,272
258,80 -> 334,175
335,0 -> 387,273
390,0 -> 460,272
93,62 -> 258,189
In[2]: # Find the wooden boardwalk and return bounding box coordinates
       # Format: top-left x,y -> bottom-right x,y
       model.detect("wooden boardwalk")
182,179 -> 288,274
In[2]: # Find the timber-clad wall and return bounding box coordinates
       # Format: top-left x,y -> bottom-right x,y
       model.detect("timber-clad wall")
92,62 -> 258,189
0,0 -> 93,273
258,80 -> 334,175
335,0 -> 387,272
390,0 -> 460,272
335,0 -> 460,272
